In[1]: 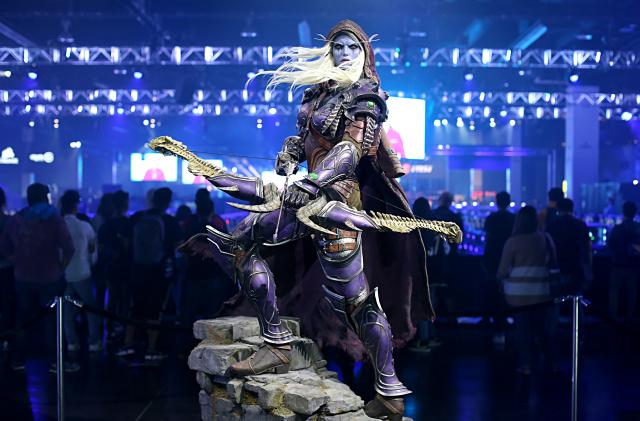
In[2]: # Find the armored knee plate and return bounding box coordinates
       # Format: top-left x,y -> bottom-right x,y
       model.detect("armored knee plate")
238,252 -> 294,345
350,288 -> 412,397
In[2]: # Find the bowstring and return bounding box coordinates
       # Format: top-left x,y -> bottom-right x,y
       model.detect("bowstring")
188,150 -> 419,218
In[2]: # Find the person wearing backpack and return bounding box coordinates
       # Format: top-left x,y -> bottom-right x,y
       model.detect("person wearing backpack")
116,187 -> 181,361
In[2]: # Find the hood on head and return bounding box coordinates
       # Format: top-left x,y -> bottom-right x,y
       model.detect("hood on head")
325,20 -> 380,84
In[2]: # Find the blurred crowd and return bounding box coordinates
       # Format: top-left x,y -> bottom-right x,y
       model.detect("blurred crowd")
0,183 -> 638,376
0,183 -> 235,372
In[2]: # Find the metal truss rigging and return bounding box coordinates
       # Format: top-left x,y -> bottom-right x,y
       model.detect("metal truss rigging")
0,46 -> 638,69
1,89 -> 637,120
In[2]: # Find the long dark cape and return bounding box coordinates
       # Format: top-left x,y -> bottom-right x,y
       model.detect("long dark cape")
220,156 -> 433,360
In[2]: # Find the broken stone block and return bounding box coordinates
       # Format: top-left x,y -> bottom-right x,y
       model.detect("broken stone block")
244,381 -> 286,409
283,383 -> 329,415
194,316 -> 300,343
188,342 -> 256,376
196,371 -> 214,394
226,378 -> 244,404
321,380 -> 363,414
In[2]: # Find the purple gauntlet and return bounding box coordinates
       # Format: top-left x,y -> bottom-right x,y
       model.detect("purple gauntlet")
206,174 -> 277,204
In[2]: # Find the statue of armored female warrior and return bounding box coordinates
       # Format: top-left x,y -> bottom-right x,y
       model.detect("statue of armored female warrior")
150,20 -> 461,420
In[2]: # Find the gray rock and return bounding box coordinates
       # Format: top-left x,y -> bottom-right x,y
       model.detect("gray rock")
317,368 -> 339,380
188,342 -> 256,376
244,382 -> 285,409
214,397 -> 236,415
283,383 -> 328,415
246,369 -> 323,388
194,317 -> 300,343
198,390 -> 213,421
241,403 -> 266,418
196,372 -> 214,394
321,380 -> 363,414
226,378 -> 244,404
314,359 -> 328,369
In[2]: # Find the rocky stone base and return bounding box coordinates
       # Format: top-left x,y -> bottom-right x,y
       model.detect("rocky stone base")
188,317 -> 411,421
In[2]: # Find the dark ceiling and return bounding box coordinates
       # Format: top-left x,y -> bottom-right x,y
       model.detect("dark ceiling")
0,0 -> 639,49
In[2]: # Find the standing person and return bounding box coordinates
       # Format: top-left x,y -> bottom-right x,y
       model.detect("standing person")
547,198 -> 592,295
410,197 -> 437,352
60,190 -> 102,353
98,190 -> 132,341
0,187 -> 15,351
430,192 -> 464,316
1,183 -> 75,371
195,188 -> 227,233
539,187 -> 564,232
431,191 -> 464,256
607,201 -> 640,323
92,192 -> 115,313
117,187 -> 181,361
497,205 -> 558,374
179,194 -> 234,354
483,191 -> 516,342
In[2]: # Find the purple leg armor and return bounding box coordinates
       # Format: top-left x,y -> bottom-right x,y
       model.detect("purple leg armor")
205,216 -> 296,346
237,250 -> 294,345
316,230 -> 411,397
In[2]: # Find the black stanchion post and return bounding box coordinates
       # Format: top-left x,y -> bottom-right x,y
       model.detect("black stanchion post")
571,295 -> 580,421
55,296 -> 65,421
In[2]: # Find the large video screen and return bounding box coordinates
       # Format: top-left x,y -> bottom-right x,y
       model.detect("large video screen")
384,97 -> 426,160
181,159 -> 224,184
130,153 -> 178,182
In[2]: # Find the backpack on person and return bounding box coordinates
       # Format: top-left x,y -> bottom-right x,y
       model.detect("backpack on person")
132,211 -> 165,265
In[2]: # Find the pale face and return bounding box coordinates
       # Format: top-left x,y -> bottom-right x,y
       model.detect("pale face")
331,33 -> 362,66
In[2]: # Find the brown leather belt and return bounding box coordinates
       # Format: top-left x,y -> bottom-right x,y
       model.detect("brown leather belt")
323,241 -> 357,254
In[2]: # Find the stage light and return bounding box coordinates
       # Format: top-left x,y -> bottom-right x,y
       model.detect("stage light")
268,107 -> 277,115
215,104 -> 221,115
621,111 -> 633,121
142,105 -> 150,114
569,71 -> 579,83
464,72 -> 474,81
69,141 -> 81,149
456,117 -> 464,128
433,119 -> 441,127
536,107 -> 544,119
462,201 -> 468,207
27,71 -> 38,80
469,124 -> 476,131
397,91 -> 405,97
464,107 -> 473,117
483,106 -> 491,118
489,120 -> 497,128
633,179 -> 638,185
520,202 -> 526,207
510,202 -> 516,207
472,201 -> 478,206
130,89 -> 138,101
143,119 -> 149,126
500,110 -> 508,117
117,107 -> 124,115
509,119 -> 516,127
463,92 -> 472,103
441,118 -> 448,126
28,121 -> 35,127
133,71 -> 143,79
518,69 -> 525,76
0,70 -> 10,78
437,144 -> 443,150
489,201 -> 495,207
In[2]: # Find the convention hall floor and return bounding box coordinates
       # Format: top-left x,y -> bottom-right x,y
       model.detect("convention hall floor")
1,318 -> 638,421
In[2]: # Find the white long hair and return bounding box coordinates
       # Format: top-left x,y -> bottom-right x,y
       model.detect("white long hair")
249,43 -> 365,91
